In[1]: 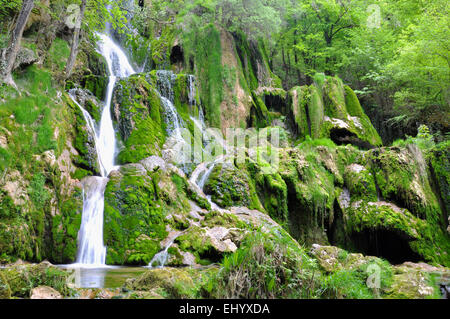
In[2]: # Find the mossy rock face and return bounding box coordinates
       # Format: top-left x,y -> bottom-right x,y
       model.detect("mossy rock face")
66,90 -> 101,175
284,76 -> 381,148
367,145 -> 441,220
253,171 -> 288,223
49,187 -> 83,264
310,244 -> 381,273
103,164 -> 167,265
343,164 -> 377,201
276,148 -> 336,244
81,75 -> 108,101
0,271 -> 11,299
102,158 -> 208,265
203,163 -> 252,209
385,263 -> 449,299
427,141 -> 450,215
0,262 -> 72,298
113,74 -> 167,164
334,189 -> 450,266
0,214 -> 36,263
287,86 -> 310,137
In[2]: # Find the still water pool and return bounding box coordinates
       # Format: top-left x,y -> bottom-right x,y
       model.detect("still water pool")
57,265 -> 146,289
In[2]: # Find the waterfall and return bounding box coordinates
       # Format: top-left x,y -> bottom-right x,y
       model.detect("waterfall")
187,74 -> 196,106
72,30 -> 135,266
147,240 -> 175,268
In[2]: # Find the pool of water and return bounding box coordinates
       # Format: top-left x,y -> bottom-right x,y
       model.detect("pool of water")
57,265 -> 146,289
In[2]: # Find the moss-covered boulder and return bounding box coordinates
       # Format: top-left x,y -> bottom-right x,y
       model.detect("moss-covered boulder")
124,267 -> 217,299
0,262 -> 72,298
385,262 -> 448,299
112,74 -> 167,164
67,89 -> 102,175
343,164 -> 377,201
285,76 -> 382,148
203,162 -> 252,208
103,156 -> 213,265
309,244 -> 448,299
103,164 -> 167,265
0,271 -> 11,299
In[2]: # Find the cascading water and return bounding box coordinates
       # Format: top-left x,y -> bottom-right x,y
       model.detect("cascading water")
147,239 -> 176,268
73,31 -> 135,266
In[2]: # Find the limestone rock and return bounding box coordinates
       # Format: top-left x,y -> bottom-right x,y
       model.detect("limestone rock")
30,286 -> 62,299
13,47 -> 38,70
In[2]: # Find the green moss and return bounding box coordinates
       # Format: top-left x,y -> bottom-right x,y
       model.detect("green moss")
203,163 -> 252,208
44,37 -> 70,72
50,188 -> 83,263
344,85 -> 364,117
343,164 -> 377,201
201,210 -> 248,230
103,168 -> 168,265
308,85 -> 325,139
254,172 -> 288,223
114,75 -> 167,164
175,226 -> 219,265
288,86 -> 310,138
427,140 -> 450,213
0,263 -> 73,298
82,75 -> 108,101
182,24 -> 223,128
202,228 -> 320,298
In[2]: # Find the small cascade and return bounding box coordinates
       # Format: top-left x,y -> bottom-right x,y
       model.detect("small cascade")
155,70 -> 185,138
147,241 -> 175,268
147,233 -> 182,268
156,70 -> 177,102
187,74 -> 197,106
197,162 -> 216,190
160,96 -> 183,139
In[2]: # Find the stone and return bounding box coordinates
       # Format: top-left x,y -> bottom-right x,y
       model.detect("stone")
13,47 -> 38,70
30,286 -> 62,299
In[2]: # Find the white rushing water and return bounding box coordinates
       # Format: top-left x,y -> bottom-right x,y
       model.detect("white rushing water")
73,31 -> 136,267
147,240 -> 175,268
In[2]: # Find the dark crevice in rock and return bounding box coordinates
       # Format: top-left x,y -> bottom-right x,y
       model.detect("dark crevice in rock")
170,45 -> 184,66
263,93 -> 286,113
189,56 -> 194,71
330,127 -> 374,150
327,198 -> 347,245
305,103 -> 312,137
348,229 -> 422,265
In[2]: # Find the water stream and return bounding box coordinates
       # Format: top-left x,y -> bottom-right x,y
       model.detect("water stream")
70,30 -> 135,267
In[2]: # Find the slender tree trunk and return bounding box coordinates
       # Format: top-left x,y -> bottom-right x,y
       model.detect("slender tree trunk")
1,0 -> 35,88
65,0 -> 87,79
293,28 -> 302,85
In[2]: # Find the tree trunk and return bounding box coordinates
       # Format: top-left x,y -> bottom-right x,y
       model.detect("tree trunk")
65,0 -> 87,79
1,0 -> 35,88
293,28 -> 302,85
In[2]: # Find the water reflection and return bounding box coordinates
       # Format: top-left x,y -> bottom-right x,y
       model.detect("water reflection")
57,265 -> 145,289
